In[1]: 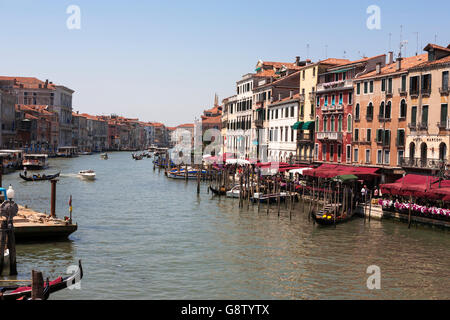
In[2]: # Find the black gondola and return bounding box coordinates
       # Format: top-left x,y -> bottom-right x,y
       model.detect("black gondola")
19,172 -> 60,181
311,211 -> 354,226
0,260 -> 83,301
209,185 -> 228,196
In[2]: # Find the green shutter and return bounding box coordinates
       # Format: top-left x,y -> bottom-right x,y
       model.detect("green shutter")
411,106 -> 417,124
441,104 -> 448,124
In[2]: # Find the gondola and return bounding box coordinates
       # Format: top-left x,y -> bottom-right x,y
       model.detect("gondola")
19,172 -> 60,181
0,260 -> 83,301
311,212 -> 355,226
209,185 -> 228,196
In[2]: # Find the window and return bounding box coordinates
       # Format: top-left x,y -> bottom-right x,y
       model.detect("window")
401,75 -> 407,92
365,149 -> 371,164
366,128 -> 372,142
355,103 -> 360,120
376,129 -> 384,143
387,78 -> 393,94
339,93 -> 343,105
330,145 -> 334,158
364,82 -> 368,94
315,117 -> 319,131
348,92 -> 353,105
377,150 -> 383,164
384,150 -> 390,165
379,102 -> 385,119
354,148 -> 359,163
303,70 -> 305,80
421,74 -> 432,94
410,76 -> 420,95
381,79 -> 386,92
347,115 -> 352,132
323,117 -> 328,131
315,143 -> 319,160
316,96 -> 320,107
398,150 -> 404,165
323,145 -> 327,161
443,71 -> 449,89
411,106 -> 417,125
400,100 -> 407,118
335,74 -> 339,81
280,127 -> 284,142
331,116 -> 335,132
324,96 -> 328,106
441,104 -> 448,125
422,105 -> 429,126
397,129 -> 405,147
384,130 -> 391,146
338,145 -> 342,162
385,101 -> 391,119
285,126 -> 288,142
367,103 -> 373,120
300,105 -> 304,117
331,95 -> 335,106
357,83 -> 361,95
338,116 -> 343,132
354,128 -> 359,141
346,145 -> 351,163
290,106 -> 294,117
370,81 -> 374,93
342,72 -> 346,81
313,68 -> 316,77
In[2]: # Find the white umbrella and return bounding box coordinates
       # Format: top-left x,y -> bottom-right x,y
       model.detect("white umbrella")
289,168 -> 313,175
226,158 -> 250,165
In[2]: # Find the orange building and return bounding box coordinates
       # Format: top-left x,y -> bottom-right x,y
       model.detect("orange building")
352,52 -> 428,181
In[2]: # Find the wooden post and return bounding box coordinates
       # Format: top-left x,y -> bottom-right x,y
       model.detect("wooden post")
31,270 -> 44,300
408,195 -> 412,229
7,219 -> 17,276
197,164 -> 200,194
239,174 -> 243,208
277,177 -> 281,217
185,164 -> 188,182
368,190 -> 373,222
50,179 -> 57,218
266,179 -> 270,215
257,174 -> 261,213
0,167 -> 2,187
0,220 -> 6,275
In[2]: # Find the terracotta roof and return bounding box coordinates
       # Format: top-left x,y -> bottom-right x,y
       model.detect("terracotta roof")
201,115 -> 222,124
204,105 -> 222,115
319,58 -> 351,65
177,123 -> 194,128
262,61 -> 301,70
357,54 -> 428,79
255,70 -> 300,89
423,43 -> 450,54
0,76 -> 57,90
254,69 -> 277,78
268,93 -> 300,107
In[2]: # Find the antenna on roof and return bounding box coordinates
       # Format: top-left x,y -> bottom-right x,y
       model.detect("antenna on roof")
343,50 -> 346,59
389,32 -> 392,51
414,32 -> 419,56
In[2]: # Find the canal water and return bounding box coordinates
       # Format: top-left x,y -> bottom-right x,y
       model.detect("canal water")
2,151 -> 450,299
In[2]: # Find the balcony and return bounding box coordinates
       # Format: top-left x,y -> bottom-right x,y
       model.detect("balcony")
254,118 -> 263,128
421,87 -> 431,97
398,87 -> 407,96
317,131 -> 343,141
439,86 -> 449,95
418,122 -> 428,131
410,89 -> 419,98
385,89 -> 393,98
437,118 -> 450,130
408,122 -> 417,130
317,79 -> 353,93
297,133 -> 314,144
377,115 -> 391,122
400,157 -> 446,170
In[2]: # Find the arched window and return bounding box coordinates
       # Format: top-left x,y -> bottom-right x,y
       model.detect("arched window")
409,142 -> 415,160
355,103 -> 360,120
315,116 -> 319,131
347,114 -> 352,132
385,101 -> 392,119
379,102 -> 385,119
367,103 -> 373,119
420,143 -> 427,166
400,99 -> 407,118
338,115 -> 343,132
323,116 -> 328,132
331,116 -> 335,132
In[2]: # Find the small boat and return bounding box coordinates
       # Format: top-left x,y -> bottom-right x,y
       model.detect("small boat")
78,170 -> 96,180
0,260 -> 83,301
79,151 -> 92,156
22,154 -> 49,170
209,185 -> 228,195
226,185 -> 241,198
100,153 -> 108,160
311,204 -> 354,226
167,168 -> 206,179
251,192 -> 288,203
19,172 -> 60,181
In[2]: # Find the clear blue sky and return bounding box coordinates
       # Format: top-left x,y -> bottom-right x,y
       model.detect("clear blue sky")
0,0 -> 448,126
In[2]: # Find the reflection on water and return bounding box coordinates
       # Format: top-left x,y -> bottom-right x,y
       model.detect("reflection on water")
2,152 -> 450,299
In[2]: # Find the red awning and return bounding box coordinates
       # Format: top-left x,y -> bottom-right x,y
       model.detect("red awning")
380,174 -> 450,199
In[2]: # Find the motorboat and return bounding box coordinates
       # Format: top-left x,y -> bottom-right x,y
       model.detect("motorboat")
78,170 -> 96,180
100,153 -> 108,160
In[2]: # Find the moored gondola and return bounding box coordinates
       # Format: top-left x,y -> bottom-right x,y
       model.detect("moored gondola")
0,260 -> 83,301
19,172 -> 60,181
209,185 -> 228,195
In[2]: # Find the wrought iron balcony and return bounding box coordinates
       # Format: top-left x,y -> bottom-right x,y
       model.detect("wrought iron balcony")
410,89 -> 419,98
400,157 -> 446,170
421,87 -> 431,97
418,122 -> 428,130
408,122 -> 417,130
437,118 -> 450,130
439,86 -> 449,95
317,79 -> 353,93
317,131 -> 343,141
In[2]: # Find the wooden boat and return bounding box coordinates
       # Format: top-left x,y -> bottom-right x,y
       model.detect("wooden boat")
311,204 -> 354,226
22,154 -> 48,170
209,185 -> 228,195
0,260 -> 83,301
167,168 -> 206,179
79,170 -> 96,180
19,172 -> 60,181
251,192 -> 288,203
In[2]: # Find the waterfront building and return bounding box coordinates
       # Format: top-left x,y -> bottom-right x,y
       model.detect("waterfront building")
221,95 -> 236,156
201,96 -> 222,145
0,90 -> 17,149
315,54 -> 386,164
251,59 -> 303,160
295,58 -> 349,164
402,44 -> 450,174
353,52 -> 428,182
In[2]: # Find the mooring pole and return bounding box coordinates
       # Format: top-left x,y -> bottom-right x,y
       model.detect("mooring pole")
50,179 -> 57,218
31,270 -> 44,300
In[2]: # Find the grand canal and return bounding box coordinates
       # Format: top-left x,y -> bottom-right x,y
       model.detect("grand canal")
2,151 -> 450,299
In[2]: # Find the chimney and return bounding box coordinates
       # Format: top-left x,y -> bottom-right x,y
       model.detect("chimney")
290,90 -> 293,98
45,79 -> 48,88
388,51 -> 394,64
376,62 -> 381,74
295,56 -> 300,66
396,57 -> 403,71
278,93 -> 281,100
